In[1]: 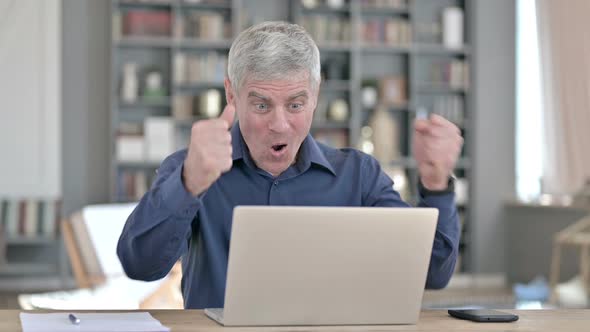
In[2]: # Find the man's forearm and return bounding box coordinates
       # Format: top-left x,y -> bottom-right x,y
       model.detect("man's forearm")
117,153 -> 201,281
418,192 -> 461,289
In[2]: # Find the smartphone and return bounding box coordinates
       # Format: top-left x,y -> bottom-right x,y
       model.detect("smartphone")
448,309 -> 519,322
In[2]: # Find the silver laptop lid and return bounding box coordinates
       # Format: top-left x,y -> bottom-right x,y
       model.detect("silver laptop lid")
223,206 -> 438,326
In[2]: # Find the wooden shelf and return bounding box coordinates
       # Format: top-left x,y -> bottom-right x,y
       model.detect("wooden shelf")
117,36 -> 173,48
5,237 -> 57,246
301,4 -> 351,14
389,157 -> 471,169
117,161 -> 161,169
413,44 -> 471,56
318,43 -> 352,52
415,84 -> 469,94
117,0 -> 173,10
0,262 -> 56,276
177,39 -> 232,49
178,1 -> 232,10
360,6 -> 410,16
175,81 -> 225,90
118,109 -> 171,123
362,103 -> 413,112
117,37 -> 235,49
175,117 -> 207,126
119,98 -> 171,108
361,44 -> 411,54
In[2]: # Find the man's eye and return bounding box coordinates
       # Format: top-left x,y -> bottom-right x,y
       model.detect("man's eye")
290,103 -> 303,110
255,103 -> 268,111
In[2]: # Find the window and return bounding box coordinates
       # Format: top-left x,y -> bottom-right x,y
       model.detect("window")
516,0 -> 544,201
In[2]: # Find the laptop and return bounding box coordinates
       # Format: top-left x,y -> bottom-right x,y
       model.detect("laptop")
205,206 -> 438,326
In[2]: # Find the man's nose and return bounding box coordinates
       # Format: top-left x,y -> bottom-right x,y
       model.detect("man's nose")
268,108 -> 289,133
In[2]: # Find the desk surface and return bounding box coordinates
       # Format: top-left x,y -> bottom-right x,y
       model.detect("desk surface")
2,309 -> 589,332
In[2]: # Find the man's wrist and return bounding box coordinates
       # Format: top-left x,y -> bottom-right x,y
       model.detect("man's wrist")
418,176 -> 455,195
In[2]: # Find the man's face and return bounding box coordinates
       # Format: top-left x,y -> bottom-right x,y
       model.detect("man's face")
225,74 -> 317,177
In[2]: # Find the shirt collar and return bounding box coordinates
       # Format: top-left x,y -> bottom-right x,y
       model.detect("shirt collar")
230,124 -> 336,176
296,134 -> 337,176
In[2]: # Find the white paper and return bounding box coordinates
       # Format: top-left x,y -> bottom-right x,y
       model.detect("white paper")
20,312 -> 170,332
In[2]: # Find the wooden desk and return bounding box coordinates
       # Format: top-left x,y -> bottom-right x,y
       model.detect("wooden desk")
2,310 -> 590,331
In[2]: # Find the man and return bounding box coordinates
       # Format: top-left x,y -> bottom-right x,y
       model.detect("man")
117,21 -> 463,309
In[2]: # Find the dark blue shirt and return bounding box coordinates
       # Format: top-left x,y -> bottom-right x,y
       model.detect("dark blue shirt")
117,124 -> 460,309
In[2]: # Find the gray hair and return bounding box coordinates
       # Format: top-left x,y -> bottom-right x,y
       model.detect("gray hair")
227,21 -> 321,94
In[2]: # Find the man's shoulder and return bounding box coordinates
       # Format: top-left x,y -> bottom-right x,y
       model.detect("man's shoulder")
161,148 -> 188,166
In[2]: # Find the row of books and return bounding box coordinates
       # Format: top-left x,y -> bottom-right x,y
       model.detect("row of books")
173,52 -> 227,84
300,15 -> 352,44
360,0 -> 407,9
362,18 -> 411,46
427,60 -> 470,90
0,199 -> 61,238
175,12 -> 230,40
117,171 -> 152,202
122,10 -> 172,37
117,10 -> 229,40
429,95 -> 465,127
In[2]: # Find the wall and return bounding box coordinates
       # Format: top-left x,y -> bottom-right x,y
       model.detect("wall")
0,0 -> 61,198
62,0 -> 110,216
470,0 -> 516,274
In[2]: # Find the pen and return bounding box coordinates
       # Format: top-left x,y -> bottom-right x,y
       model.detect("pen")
69,313 -> 80,325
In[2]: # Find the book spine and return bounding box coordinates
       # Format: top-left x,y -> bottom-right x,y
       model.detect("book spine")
18,200 -> 26,236
25,200 -> 38,237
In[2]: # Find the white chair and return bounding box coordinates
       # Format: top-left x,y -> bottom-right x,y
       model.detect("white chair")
18,203 -> 183,310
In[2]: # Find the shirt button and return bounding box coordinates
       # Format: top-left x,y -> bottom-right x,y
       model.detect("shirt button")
273,181 -> 279,186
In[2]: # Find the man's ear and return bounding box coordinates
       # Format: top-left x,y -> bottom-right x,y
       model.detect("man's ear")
224,78 -> 235,106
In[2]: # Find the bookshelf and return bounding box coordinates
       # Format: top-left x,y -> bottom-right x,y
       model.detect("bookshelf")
0,198 -> 65,287
110,0 -> 474,272
110,0 -> 237,202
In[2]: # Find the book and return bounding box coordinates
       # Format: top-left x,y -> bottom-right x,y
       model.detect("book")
116,136 -> 145,162
362,18 -> 411,46
117,171 -> 152,201
0,199 -> 60,238
379,76 -> 407,106
43,200 -> 57,238
123,10 -> 171,37
5,200 -> 18,237
25,200 -> 38,237
432,95 -> 464,126
144,117 -> 175,162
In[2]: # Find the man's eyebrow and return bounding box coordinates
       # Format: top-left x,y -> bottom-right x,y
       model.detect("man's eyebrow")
247,92 -> 269,100
287,91 -> 309,100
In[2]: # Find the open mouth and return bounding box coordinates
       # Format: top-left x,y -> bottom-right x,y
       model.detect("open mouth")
271,144 -> 287,152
